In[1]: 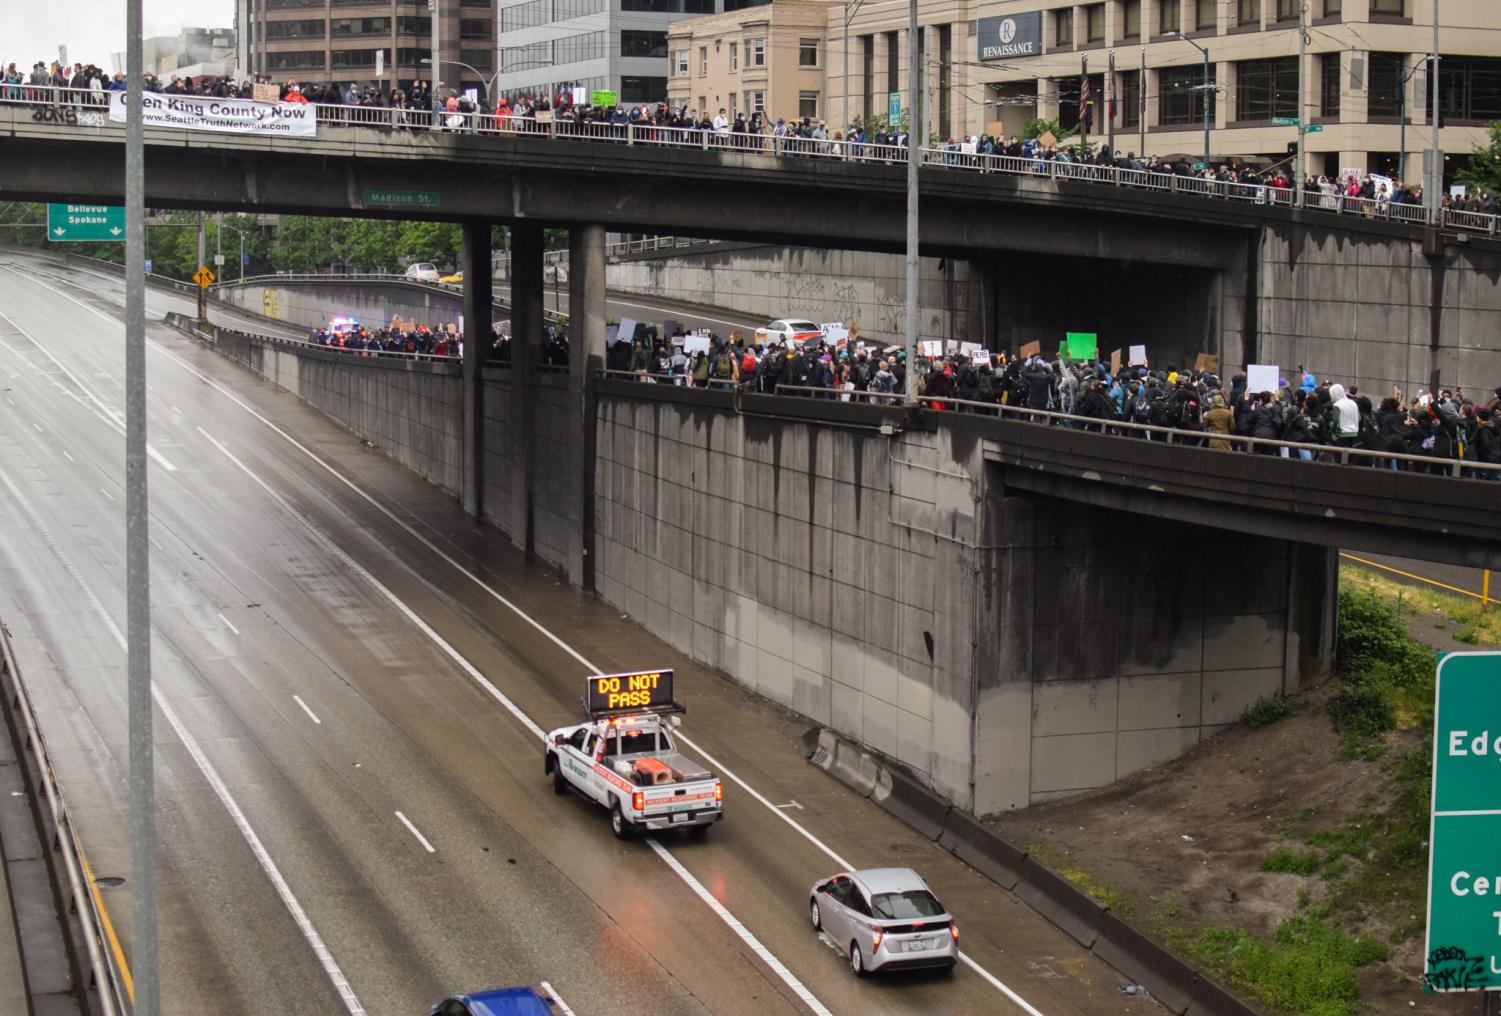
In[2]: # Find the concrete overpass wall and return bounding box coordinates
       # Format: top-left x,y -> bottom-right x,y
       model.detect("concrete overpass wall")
216,280 -> 469,332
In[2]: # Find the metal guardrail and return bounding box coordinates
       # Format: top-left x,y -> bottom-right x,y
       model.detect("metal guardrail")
492,236 -> 721,269
211,272 -> 564,320
8,86 -> 1501,239
1,622 -> 127,1016
765,383 -> 1501,479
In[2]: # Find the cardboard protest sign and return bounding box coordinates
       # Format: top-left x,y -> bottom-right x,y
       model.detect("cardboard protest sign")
1194,352 -> 1219,372
1065,332 -> 1099,361
252,83 -> 280,104
1037,130 -> 1057,148
1019,340 -> 1041,359
1110,348 -> 1122,373
1129,344 -> 1147,365
1246,363 -> 1280,394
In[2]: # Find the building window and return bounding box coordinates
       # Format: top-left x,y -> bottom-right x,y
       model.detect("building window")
1370,0 -> 1403,14
1195,0 -> 1215,31
331,17 -> 392,36
1121,0 -> 1141,40
1367,52 -> 1404,118
621,30 -> 667,59
1432,56 -> 1501,124
395,16 -> 432,34
1275,0 -> 1297,20
730,41 -> 738,70
1323,0 -> 1341,15
861,34 -> 874,117
1319,51 -> 1340,117
1159,64 -> 1214,124
619,0 -> 712,11
1120,68 -> 1140,126
265,49 -> 325,70
459,48 -> 492,69
1238,0 -> 1260,26
1160,0 -> 1180,34
1055,8 -> 1073,47
730,93 -> 737,113
459,18 -> 491,40
330,48 -> 383,67
1085,5 -> 1105,43
264,19 -> 323,39
799,90 -> 819,118
698,95 -> 706,112
553,31 -> 608,63
748,38 -> 765,67
1235,56 -> 1297,120
620,76 -> 667,102
675,49 -> 688,75
553,0 -> 605,19
885,31 -> 900,94
746,89 -> 764,112
799,38 -> 820,67
700,47 -> 707,75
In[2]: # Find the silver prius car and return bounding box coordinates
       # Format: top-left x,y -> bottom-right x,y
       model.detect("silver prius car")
809,867 -> 959,976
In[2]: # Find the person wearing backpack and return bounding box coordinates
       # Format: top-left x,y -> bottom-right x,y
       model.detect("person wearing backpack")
690,350 -> 710,387
710,346 -> 734,388
850,351 -> 874,396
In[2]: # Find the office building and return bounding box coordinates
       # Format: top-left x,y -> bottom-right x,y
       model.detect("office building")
111,27 -> 237,80
237,0 -> 496,96
829,0 -> 1501,185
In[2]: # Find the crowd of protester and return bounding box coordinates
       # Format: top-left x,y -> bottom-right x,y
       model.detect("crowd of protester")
306,318 -> 571,367
602,329 -> 1500,476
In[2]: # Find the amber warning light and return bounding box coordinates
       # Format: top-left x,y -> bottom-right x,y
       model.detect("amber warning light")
586,669 -> 675,714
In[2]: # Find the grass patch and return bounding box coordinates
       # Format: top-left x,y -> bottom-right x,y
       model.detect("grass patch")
1167,913 -> 1385,1016
1024,841 -> 1134,915
1261,846 -> 1321,876
1341,565 -> 1500,646
1241,692 -> 1293,729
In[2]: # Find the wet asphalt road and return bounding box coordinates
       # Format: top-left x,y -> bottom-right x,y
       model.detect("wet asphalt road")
0,250 -> 1161,1016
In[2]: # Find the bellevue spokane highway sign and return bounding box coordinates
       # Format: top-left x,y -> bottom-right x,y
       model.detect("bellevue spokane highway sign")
1424,651 -> 1501,993
46,203 -> 125,241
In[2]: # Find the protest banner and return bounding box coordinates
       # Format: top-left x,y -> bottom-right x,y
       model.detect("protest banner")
109,91 -> 316,137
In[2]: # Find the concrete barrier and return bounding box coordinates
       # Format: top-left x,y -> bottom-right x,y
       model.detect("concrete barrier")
807,726 -> 1259,1016
870,765 -> 952,842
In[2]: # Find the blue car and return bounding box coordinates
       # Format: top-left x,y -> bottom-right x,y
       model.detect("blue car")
428,987 -> 554,1016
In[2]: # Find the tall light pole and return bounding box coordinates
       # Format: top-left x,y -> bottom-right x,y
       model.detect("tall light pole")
1165,31 -> 1210,169
1428,0 -> 1441,224
124,0 -> 159,1013
429,0 -> 441,111
903,0 -> 920,406
1294,0 -> 1307,203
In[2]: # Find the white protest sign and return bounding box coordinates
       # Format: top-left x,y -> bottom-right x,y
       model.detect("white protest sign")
1246,363 -> 1280,394
920,340 -> 944,357
605,323 -> 620,346
109,91 -> 316,137
821,322 -> 848,344
1129,344 -> 1147,365
616,317 -> 636,344
682,334 -> 712,356
971,349 -> 991,365
959,341 -> 982,355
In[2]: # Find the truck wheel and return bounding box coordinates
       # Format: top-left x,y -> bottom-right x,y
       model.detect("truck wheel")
611,803 -> 631,840
553,768 -> 569,795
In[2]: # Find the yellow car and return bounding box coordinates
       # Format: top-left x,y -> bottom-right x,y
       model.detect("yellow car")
439,270 -> 464,285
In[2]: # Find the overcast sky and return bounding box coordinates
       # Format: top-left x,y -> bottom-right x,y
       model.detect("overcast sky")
6,3 -> 236,70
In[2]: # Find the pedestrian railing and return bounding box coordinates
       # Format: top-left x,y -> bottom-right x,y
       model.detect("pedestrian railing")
1,622 -> 128,1016
11,84 -> 1501,239
762,383 -> 1500,479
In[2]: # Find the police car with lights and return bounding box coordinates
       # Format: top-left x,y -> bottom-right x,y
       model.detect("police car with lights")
544,669 -> 723,839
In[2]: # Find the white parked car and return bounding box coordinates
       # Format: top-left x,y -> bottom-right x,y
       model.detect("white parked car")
809,868 -> 958,977
763,318 -> 823,346
404,262 -> 440,283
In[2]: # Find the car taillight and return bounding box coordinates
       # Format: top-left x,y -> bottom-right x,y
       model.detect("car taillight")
714,781 -> 723,803
871,929 -> 883,950
950,925 -> 960,941
632,792 -> 644,811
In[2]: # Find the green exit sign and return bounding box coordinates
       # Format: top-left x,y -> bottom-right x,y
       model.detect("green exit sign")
1425,652 -> 1501,994
46,203 -> 125,242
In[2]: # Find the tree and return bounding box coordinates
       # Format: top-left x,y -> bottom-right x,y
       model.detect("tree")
1455,121 -> 1501,198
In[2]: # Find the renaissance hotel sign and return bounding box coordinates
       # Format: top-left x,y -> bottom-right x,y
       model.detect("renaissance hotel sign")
977,12 -> 1043,60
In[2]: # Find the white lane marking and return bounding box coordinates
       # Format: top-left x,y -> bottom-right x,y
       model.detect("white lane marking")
141,299 -> 1034,1013
292,694 -> 323,725
0,461 -> 367,1015
647,837 -> 834,1016
4,397 -> 11,406
62,450 -> 74,463
0,304 -> 179,472
776,801 -> 804,810
538,981 -> 576,1016
394,811 -> 436,854
218,612 -> 240,635
193,425 -> 833,1016
31,421 -> 42,433
149,534 -> 162,551
100,488 -> 114,502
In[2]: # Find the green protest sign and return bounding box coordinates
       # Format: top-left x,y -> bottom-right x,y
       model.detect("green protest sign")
592,89 -> 618,108
1065,332 -> 1099,361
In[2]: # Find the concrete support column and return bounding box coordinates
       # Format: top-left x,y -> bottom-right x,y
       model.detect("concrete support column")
568,223 -> 605,592
509,222 -> 545,558
460,222 -> 492,518
1283,543 -> 1338,694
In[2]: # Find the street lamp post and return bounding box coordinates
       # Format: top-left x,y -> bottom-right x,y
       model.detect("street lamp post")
420,56 -> 503,109
1166,31 -> 1210,169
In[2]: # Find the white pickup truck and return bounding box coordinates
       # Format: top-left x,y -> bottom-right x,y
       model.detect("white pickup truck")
544,669 -> 723,839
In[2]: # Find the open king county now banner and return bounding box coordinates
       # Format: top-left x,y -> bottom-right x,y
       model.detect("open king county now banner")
108,91 -> 317,138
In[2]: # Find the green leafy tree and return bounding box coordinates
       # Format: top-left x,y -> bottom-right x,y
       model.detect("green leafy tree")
1455,121 -> 1501,197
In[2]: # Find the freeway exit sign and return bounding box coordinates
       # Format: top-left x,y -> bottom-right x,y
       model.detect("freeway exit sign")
46,203 -> 125,242
1425,652 -> 1501,993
